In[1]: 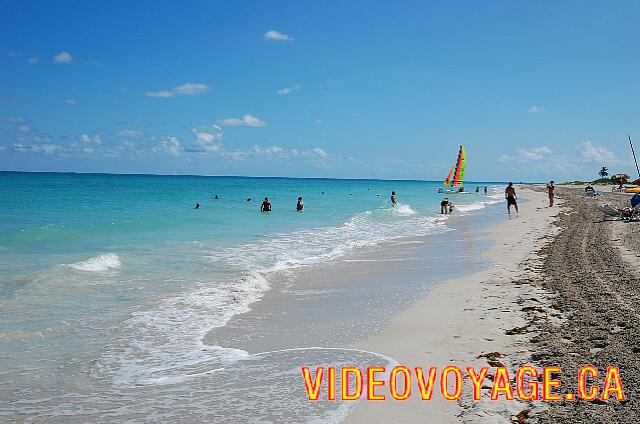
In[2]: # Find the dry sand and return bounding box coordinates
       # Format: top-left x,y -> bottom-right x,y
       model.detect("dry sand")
345,186 -> 565,423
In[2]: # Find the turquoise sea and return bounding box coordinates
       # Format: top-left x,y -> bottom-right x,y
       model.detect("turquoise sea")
0,171 -> 504,422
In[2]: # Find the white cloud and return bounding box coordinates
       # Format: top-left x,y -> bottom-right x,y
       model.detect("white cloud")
27,56 -> 39,64
80,134 -> 102,145
250,145 -> 286,157
40,144 -> 60,154
8,51 -> 23,58
499,146 -> 552,162
162,136 -> 182,156
65,98 -> 79,105
276,85 -> 300,95
218,114 -> 266,127
0,146 -> 5,153
173,83 -> 210,95
528,106 -> 545,113
145,90 -> 174,98
13,143 -> 61,154
518,146 -> 552,160
145,83 -> 211,98
311,147 -> 327,157
192,124 -> 223,152
578,140 -> 618,163
220,144 -> 330,165
53,51 -> 73,64
265,30 -> 294,41
116,130 -> 145,138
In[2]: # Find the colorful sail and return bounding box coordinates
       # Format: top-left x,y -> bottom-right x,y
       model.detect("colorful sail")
443,164 -> 455,186
451,145 -> 466,187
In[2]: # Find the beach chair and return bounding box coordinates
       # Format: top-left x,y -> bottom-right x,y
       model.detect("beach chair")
584,187 -> 599,197
597,205 -> 623,221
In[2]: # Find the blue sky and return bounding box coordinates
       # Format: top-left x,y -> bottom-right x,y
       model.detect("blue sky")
1,0 -> 639,181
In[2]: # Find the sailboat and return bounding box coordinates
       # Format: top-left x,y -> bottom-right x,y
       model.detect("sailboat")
437,145 -> 470,193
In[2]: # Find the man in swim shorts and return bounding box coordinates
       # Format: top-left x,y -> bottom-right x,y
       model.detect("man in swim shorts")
505,182 -> 518,214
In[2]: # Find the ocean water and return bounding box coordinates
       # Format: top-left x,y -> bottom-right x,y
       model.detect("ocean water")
0,172 -> 504,422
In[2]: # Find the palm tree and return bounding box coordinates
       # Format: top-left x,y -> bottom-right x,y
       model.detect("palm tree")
599,166 -> 608,178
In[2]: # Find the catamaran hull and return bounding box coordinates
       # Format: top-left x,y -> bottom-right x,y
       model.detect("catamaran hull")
437,188 -> 474,194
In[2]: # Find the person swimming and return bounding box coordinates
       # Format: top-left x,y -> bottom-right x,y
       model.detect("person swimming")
214,194 -> 219,199
261,197 -> 272,212
194,203 -> 200,209
391,191 -> 397,206
296,196 -> 304,212
246,197 -> 251,202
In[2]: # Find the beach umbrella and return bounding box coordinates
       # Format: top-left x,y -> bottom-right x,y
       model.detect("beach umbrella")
612,173 -> 630,183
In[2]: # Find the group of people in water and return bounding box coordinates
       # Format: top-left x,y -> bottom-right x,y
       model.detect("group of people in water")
196,185 -> 497,214
195,182 -> 637,220
258,196 -> 304,212
439,183 -> 519,215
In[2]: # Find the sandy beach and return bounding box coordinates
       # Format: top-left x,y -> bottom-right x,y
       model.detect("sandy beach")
531,185 -> 640,423
345,184 -> 640,423
345,186 -> 563,423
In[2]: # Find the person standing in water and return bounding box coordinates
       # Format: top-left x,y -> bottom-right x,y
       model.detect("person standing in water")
484,187 -> 488,195
546,180 -> 555,207
391,191 -> 397,206
440,197 -> 451,214
505,182 -> 518,214
261,197 -> 272,212
296,196 -> 304,212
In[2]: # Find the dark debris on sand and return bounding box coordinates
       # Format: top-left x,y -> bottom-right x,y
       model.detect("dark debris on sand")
530,187 -> 640,423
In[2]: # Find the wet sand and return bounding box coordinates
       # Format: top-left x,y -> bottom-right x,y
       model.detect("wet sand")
345,186 -> 565,423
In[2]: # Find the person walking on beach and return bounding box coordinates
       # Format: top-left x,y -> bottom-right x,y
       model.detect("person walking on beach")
505,182 -> 518,214
391,191 -> 397,206
546,180 -> 555,207
296,196 -> 304,212
261,197 -> 272,212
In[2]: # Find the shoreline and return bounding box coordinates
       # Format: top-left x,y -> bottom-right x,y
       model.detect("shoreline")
345,186 -> 564,422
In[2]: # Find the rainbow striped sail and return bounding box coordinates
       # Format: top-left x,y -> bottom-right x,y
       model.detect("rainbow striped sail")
451,145 -> 466,187
439,146 -> 466,192
443,164 -> 455,186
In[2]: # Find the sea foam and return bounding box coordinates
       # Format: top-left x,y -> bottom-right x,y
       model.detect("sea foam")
69,253 -> 121,272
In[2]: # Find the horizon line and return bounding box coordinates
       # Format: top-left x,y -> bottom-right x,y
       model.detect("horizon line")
0,170 -> 544,184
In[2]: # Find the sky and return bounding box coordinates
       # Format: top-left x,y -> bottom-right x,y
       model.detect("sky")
1,0 -> 639,182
